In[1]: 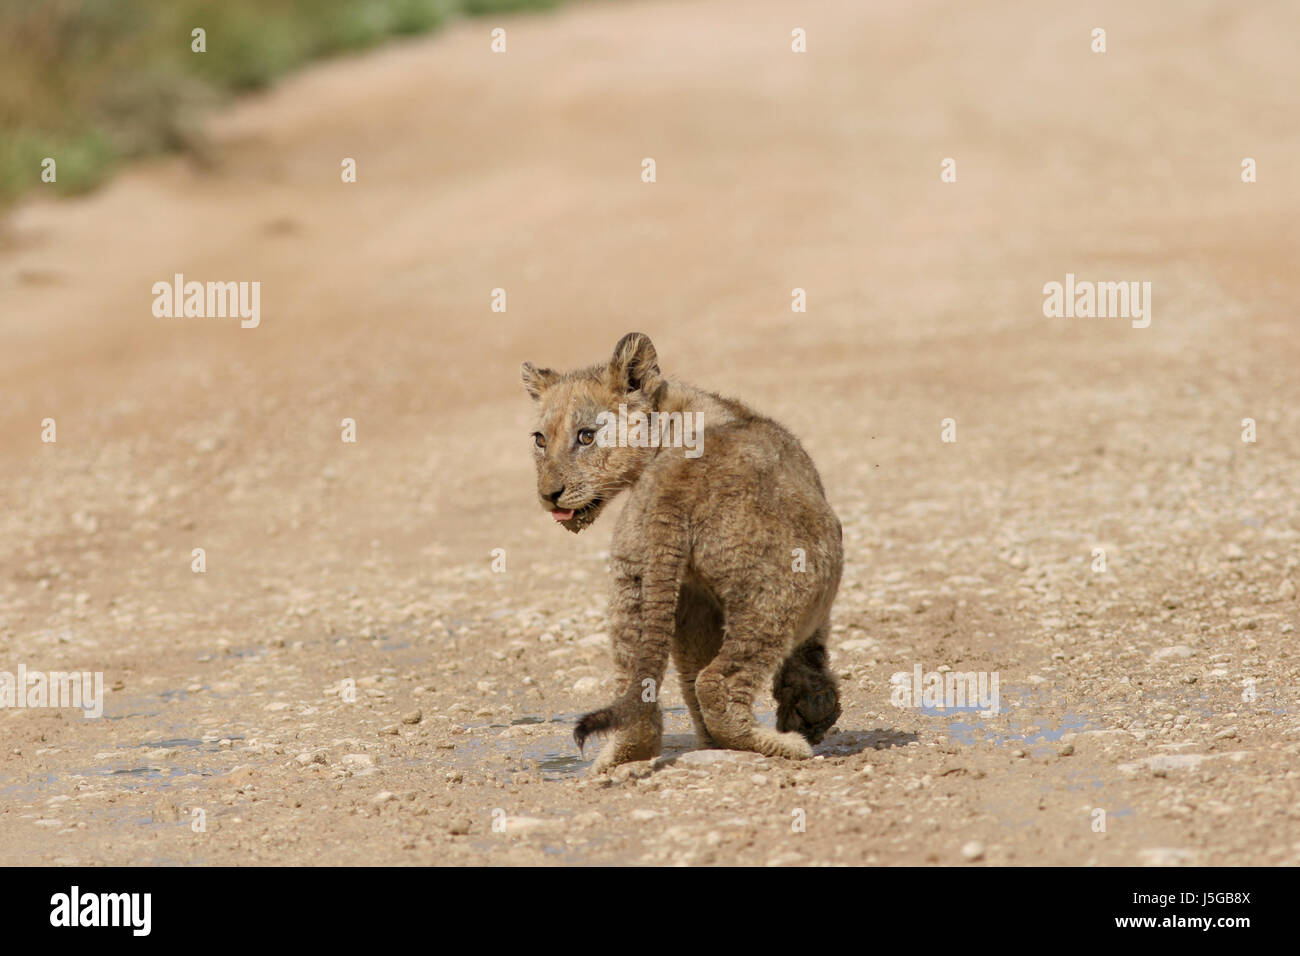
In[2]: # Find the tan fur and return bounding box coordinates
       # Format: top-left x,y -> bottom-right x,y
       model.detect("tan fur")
522,333 -> 843,773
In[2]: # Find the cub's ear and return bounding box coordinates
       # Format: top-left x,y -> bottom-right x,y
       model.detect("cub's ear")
608,332 -> 662,397
521,362 -> 558,401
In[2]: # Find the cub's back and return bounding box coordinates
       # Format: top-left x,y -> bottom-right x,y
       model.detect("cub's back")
637,404 -> 840,564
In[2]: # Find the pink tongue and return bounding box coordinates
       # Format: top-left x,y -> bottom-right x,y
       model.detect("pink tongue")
551,509 -> 575,521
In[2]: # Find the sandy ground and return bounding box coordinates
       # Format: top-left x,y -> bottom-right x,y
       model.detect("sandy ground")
1,0 -> 1298,866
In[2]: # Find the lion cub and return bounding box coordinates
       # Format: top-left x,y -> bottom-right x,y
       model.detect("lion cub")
522,333 -> 842,773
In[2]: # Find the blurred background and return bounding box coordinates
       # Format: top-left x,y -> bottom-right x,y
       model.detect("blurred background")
0,0 -> 555,203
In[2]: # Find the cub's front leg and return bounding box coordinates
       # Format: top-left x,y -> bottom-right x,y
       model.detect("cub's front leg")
582,557 -> 664,774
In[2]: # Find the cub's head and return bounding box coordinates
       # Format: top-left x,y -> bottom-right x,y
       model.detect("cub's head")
521,332 -> 664,534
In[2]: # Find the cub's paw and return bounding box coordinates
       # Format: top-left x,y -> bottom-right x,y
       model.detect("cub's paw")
589,735 -> 661,775
748,727 -> 814,760
590,740 -> 624,775
578,708 -> 663,775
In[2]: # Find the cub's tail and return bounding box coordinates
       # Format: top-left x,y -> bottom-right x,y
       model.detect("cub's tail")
573,683 -> 649,752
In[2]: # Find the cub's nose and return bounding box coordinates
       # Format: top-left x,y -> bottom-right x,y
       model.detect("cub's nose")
546,486 -> 566,504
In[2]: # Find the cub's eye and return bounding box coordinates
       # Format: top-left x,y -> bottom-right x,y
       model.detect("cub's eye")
577,428 -> 596,446
533,433 -> 546,449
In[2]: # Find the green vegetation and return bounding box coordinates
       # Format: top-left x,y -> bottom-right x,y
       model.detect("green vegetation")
0,0 -> 558,204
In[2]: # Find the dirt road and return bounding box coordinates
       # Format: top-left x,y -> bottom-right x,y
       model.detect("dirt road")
1,0 -> 1298,865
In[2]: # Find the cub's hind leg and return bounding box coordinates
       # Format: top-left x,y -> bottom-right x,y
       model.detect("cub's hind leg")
671,586 -> 725,748
694,609 -> 813,761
